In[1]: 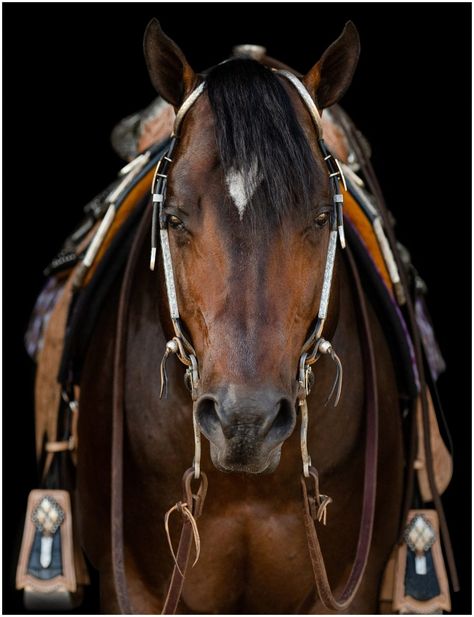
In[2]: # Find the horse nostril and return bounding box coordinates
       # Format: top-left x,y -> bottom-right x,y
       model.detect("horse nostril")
196,391 -> 295,443
267,398 -> 295,441
196,396 -> 220,437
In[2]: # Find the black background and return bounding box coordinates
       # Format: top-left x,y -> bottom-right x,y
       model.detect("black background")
3,3 -> 471,614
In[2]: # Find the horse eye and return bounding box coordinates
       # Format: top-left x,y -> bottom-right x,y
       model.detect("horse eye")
168,215 -> 185,231
315,212 -> 329,228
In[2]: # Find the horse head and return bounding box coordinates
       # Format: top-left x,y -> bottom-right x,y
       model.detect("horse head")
144,20 -> 360,474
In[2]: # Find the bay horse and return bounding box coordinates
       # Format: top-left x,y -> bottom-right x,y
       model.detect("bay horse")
77,20 -> 404,613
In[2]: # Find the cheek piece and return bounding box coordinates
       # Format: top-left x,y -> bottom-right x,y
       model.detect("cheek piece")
150,73 -> 346,479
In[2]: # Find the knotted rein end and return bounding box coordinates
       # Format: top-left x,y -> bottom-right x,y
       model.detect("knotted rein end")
301,467 -> 333,526
164,501 -> 201,575
163,468 -> 208,575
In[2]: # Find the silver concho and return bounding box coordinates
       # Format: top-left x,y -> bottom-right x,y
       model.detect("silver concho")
404,514 -> 436,575
31,495 -> 65,568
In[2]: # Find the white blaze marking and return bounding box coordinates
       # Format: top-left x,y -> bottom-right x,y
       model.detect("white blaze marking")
226,160 -> 261,220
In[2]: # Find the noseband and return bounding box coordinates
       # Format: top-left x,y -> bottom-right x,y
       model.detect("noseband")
150,70 -> 346,479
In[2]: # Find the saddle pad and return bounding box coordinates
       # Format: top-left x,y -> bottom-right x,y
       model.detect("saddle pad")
82,164 -> 157,287
343,181 -> 418,397
344,188 -> 392,295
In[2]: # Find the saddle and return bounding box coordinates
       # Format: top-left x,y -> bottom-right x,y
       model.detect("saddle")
19,57 -> 455,612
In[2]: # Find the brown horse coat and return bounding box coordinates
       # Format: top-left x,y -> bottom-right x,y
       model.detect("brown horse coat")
76,21 -> 404,613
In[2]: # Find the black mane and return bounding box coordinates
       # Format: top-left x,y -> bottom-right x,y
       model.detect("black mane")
206,59 -> 320,229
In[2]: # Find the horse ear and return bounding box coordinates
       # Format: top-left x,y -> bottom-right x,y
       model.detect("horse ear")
303,21 -> 360,110
143,18 -> 197,107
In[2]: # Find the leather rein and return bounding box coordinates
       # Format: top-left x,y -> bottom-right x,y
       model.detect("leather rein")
111,70 -> 379,613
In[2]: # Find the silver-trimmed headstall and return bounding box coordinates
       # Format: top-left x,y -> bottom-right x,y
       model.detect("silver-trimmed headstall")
275,70 -> 346,478
150,70 -> 348,479
150,83 -> 207,343
150,83 -> 207,479
275,70 -> 346,342
276,71 -> 346,245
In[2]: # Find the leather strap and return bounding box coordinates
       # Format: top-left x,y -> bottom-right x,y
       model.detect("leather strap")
301,245 -> 378,611
111,200 -> 152,614
161,469 -> 208,614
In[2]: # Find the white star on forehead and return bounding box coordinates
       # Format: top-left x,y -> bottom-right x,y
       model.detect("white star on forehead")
225,160 -> 261,220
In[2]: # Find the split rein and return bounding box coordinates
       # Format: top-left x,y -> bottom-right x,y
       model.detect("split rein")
111,70 -> 379,613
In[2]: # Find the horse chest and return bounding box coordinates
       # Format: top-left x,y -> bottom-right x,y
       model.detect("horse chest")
182,503 -> 313,613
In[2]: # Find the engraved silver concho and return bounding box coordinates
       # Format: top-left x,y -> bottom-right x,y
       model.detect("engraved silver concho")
404,514 -> 436,575
31,495 -> 65,569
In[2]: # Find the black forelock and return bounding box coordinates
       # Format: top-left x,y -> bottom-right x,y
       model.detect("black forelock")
205,59 -> 321,231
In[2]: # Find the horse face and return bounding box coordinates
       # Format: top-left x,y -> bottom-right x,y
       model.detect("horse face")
163,90 -> 336,474
144,20 -> 359,473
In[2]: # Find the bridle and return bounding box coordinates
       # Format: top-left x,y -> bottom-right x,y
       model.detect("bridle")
150,68 -> 347,480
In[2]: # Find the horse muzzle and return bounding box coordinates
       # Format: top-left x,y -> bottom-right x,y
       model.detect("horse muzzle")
195,385 -> 296,474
